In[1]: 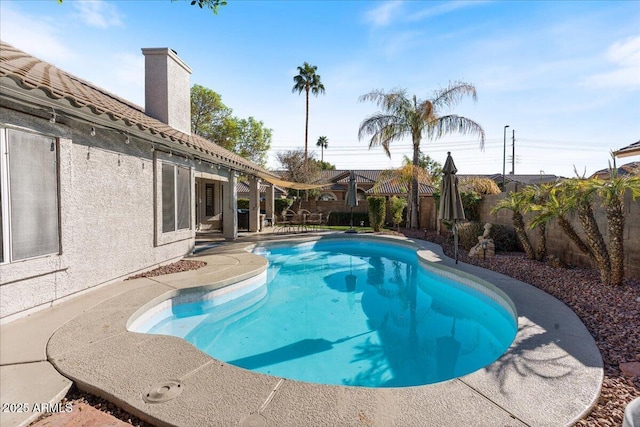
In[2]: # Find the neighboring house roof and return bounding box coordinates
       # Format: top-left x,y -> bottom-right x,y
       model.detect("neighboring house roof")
365,179 -> 436,195
614,140 -> 640,158
315,169 -> 382,184
590,161 -> 639,179
459,173 -> 561,185
236,181 -> 286,195
0,41 -> 275,179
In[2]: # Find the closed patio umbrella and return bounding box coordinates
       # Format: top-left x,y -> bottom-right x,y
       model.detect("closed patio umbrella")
438,152 -> 465,263
345,170 -> 358,233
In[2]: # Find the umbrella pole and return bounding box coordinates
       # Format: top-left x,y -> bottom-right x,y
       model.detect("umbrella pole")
454,221 -> 459,264
350,206 -> 355,231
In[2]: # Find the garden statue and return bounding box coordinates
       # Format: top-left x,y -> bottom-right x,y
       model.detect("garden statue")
468,223 -> 495,259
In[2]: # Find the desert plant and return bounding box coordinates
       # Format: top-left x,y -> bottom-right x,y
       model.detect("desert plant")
519,184 -> 552,261
491,191 -> 536,259
367,196 -> 386,232
389,196 -> 407,230
590,172 -> 640,286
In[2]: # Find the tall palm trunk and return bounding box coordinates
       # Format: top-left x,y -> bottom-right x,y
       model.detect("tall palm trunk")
304,87 -> 310,201
577,201 -> 611,284
513,211 -> 535,260
535,223 -> 546,261
304,87 -> 309,164
606,196 -> 625,286
557,215 -> 593,258
410,136 -> 420,228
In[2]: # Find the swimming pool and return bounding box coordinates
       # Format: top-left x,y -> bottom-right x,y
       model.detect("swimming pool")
131,236 -> 517,388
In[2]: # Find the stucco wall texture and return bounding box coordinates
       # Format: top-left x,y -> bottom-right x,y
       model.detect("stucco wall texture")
478,191 -> 640,279
0,109 -> 195,320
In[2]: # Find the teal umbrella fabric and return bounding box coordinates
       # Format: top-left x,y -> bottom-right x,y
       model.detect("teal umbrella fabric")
438,152 -> 465,263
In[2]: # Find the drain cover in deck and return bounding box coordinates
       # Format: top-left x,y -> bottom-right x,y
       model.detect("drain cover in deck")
143,380 -> 184,403
239,414 -> 267,427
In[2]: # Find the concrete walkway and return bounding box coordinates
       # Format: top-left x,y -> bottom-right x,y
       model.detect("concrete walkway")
1,233 -> 602,427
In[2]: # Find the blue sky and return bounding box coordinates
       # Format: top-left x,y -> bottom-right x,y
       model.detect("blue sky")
1,0 -> 639,177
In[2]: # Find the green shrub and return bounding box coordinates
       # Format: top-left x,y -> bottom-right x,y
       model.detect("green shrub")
461,190 -> 482,221
327,212 -> 369,227
274,198 -> 293,214
457,222 -> 518,252
367,196 -> 386,232
237,198 -> 250,209
389,196 -> 407,228
433,189 -> 483,222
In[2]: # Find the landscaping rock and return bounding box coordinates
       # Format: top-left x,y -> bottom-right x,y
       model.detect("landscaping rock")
621,362 -> 640,378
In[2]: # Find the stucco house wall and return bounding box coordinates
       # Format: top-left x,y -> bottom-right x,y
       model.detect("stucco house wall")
0,41 -> 277,322
0,107 -> 195,320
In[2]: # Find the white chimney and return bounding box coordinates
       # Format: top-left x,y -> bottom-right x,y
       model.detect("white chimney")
142,48 -> 192,135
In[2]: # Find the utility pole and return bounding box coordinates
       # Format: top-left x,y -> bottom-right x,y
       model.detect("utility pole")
503,125 -> 509,191
511,129 -> 515,175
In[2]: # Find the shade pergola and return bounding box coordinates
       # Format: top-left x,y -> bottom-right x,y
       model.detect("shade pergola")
256,172 -> 331,190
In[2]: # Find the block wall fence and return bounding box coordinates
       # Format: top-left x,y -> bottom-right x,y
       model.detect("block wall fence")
478,192 -> 640,279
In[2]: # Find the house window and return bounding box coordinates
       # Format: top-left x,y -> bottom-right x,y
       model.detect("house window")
162,163 -> 191,233
319,192 -> 337,201
0,128 -> 60,263
205,184 -> 215,216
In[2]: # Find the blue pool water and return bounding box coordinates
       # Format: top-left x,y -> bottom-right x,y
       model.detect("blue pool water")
134,238 -> 517,388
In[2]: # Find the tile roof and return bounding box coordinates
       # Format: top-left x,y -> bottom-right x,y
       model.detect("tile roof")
590,161 -> 639,179
366,179 -> 436,195
236,181 -> 287,194
614,140 -> 640,158
458,174 -> 561,185
0,41 -> 273,177
317,169 -> 382,184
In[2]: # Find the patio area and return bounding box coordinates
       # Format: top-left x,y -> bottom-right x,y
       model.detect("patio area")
1,233 -> 602,427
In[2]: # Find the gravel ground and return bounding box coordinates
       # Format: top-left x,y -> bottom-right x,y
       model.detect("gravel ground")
125,260 -> 207,280
32,232 -> 639,426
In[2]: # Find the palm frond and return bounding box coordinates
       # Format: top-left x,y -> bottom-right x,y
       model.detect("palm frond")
430,81 -> 478,110
431,115 -> 485,149
358,113 -> 409,156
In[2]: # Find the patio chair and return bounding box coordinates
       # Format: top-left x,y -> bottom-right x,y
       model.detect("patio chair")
306,212 -> 323,231
290,210 -> 307,233
275,209 -> 295,234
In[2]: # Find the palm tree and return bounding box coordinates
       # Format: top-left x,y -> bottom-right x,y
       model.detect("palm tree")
585,171 -> 640,286
358,82 -> 485,228
530,182 -> 594,260
316,136 -> 328,161
491,191 -> 536,260
564,178 -> 612,284
292,62 -> 325,167
518,184 -> 552,261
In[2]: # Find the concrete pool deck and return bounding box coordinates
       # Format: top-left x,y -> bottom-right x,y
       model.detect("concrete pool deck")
1,233 -> 603,427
